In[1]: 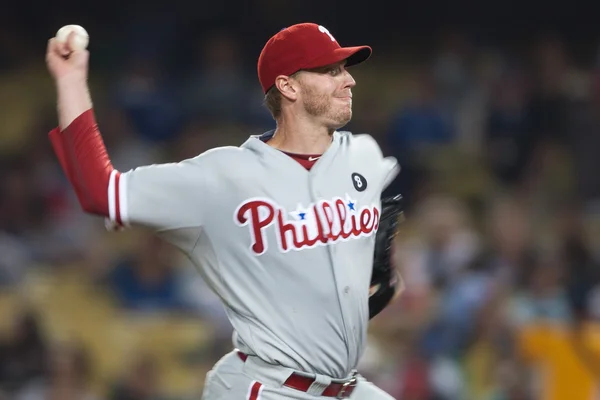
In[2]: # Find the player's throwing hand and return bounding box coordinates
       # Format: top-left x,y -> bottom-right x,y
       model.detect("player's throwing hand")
46,32 -> 89,82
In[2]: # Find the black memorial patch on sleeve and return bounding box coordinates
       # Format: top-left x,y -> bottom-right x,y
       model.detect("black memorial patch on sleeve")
351,173 -> 367,192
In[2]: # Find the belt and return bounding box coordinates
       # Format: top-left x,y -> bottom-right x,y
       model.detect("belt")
236,351 -> 357,399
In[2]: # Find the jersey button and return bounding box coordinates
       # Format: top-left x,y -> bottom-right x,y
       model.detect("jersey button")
344,286 -> 350,294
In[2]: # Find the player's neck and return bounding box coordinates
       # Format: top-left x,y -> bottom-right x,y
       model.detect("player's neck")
268,119 -> 334,155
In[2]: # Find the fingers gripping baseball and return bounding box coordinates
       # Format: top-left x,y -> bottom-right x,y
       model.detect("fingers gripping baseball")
46,30 -> 90,81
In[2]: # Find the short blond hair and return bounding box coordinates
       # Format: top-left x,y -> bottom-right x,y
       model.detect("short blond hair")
264,86 -> 282,120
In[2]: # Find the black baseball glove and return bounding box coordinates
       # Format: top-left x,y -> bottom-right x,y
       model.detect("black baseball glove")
369,194 -> 404,319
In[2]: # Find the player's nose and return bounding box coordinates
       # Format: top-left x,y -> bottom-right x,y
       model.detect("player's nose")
343,70 -> 356,89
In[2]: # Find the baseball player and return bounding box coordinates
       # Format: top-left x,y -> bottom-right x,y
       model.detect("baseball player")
45,22 -> 403,399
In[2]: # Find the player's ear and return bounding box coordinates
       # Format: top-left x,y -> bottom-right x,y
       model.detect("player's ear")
275,75 -> 298,101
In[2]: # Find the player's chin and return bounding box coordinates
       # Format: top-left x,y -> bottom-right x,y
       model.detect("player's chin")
329,115 -> 352,130
338,110 -> 353,127
325,107 -> 353,130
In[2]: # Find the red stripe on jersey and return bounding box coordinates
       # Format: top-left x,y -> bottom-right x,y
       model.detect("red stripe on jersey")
248,381 -> 263,400
48,109 -> 116,217
114,171 -> 122,225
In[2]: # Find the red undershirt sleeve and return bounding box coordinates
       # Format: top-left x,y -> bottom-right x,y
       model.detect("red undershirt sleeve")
48,109 -> 121,224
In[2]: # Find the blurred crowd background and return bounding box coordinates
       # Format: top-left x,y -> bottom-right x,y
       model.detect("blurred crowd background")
3,2 -> 600,400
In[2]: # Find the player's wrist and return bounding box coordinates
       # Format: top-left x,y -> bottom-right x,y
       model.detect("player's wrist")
55,72 -> 88,89
55,73 -> 93,130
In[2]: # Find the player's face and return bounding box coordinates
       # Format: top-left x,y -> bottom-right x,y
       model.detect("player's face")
296,61 -> 356,129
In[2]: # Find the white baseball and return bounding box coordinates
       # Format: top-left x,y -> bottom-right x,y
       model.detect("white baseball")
55,25 -> 89,51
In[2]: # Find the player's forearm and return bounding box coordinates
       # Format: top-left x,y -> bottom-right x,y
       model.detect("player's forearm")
49,106 -> 118,220
55,74 -> 93,130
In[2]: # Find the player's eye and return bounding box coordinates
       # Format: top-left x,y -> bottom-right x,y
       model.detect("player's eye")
328,66 -> 342,76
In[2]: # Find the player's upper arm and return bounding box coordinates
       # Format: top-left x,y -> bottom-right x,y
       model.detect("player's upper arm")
106,153 -> 215,232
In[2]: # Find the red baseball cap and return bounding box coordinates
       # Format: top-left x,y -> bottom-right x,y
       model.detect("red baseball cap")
257,23 -> 372,93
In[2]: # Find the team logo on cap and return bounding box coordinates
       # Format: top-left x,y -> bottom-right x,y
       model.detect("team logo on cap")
318,25 -> 336,42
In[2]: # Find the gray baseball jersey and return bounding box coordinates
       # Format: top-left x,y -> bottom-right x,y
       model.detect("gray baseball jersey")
106,130 -> 399,379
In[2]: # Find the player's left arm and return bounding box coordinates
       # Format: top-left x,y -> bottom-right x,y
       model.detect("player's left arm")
362,134 -> 403,319
369,194 -> 404,319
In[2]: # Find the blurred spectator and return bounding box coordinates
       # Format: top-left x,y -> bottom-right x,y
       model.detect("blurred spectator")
557,202 -> 600,321
568,71 -> 600,207
397,351 -> 433,400
0,310 -> 48,395
180,31 -> 269,129
481,196 -> 535,288
520,35 -> 572,197
0,158 -> 45,284
420,257 -> 493,359
385,70 -> 455,205
527,35 -> 571,141
112,55 -> 183,144
98,107 -> 162,172
432,30 -> 474,113
428,356 -> 464,400
14,341 -> 97,400
388,69 -> 455,151
0,157 -> 45,239
0,230 -> 31,287
506,254 -> 571,327
432,30 -> 491,154
407,195 -> 480,290
394,195 -> 483,363
484,69 -> 533,188
105,233 -> 188,313
462,293 -> 529,400
108,353 -> 165,400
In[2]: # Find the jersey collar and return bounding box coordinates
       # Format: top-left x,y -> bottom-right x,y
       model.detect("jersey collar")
241,130 -> 344,175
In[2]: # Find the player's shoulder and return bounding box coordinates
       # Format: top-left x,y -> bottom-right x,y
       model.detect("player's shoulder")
336,130 -> 384,157
187,145 -> 254,165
